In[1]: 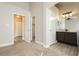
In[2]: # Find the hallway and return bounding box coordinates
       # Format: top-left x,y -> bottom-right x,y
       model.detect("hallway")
0,37 -> 77,56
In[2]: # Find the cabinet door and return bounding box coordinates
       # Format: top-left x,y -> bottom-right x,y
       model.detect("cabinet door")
65,32 -> 77,46
56,32 -> 64,42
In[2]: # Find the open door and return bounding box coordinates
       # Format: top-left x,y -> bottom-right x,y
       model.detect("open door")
13,12 -> 32,43
32,16 -> 35,42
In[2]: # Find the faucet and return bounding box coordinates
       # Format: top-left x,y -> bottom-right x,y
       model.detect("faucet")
65,29 -> 68,32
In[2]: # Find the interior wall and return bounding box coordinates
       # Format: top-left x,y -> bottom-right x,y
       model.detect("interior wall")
42,2 -> 58,48
56,3 -> 79,30
65,18 -> 79,31
45,5 -> 59,47
29,2 -> 43,44
56,3 -> 79,31
29,2 -> 58,48
0,3 -> 30,47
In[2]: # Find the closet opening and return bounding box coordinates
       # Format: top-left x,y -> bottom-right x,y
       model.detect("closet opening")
14,14 -> 24,43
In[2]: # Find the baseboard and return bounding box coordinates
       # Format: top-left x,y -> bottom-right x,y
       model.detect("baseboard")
35,40 -> 43,45
0,42 -> 14,47
43,44 -> 50,48
43,40 -> 57,48
49,40 -> 57,46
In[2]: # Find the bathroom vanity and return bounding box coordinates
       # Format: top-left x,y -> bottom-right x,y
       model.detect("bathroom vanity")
56,31 -> 77,46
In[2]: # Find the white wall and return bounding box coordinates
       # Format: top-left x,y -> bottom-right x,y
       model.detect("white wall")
0,3 -> 31,47
46,13 -> 57,47
46,6 -> 58,47
59,7 -> 79,31
29,2 -> 58,48
65,17 -> 79,31
29,2 -> 43,45
56,3 -> 79,30
43,2 -> 58,48
0,2 -> 58,48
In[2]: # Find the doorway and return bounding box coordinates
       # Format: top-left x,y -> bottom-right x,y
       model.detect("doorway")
32,16 -> 35,42
14,14 -> 24,43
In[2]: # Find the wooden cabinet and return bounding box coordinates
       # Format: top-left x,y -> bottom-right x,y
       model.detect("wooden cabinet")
56,32 -> 77,46
56,32 -> 65,42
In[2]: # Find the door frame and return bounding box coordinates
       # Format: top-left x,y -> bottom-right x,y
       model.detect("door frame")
14,14 -> 25,38
32,16 -> 36,42
12,13 -> 25,43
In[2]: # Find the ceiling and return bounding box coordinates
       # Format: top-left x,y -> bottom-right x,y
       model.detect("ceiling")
55,2 -> 79,9
1,2 -> 29,9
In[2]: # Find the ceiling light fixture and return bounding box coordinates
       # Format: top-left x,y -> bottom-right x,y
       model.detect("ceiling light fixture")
62,11 -> 72,20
